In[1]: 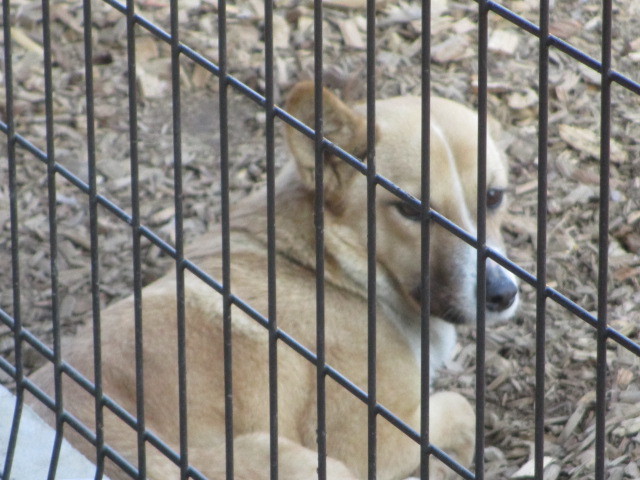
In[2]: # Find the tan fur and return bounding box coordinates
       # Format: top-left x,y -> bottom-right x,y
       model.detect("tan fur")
28,82 -> 518,479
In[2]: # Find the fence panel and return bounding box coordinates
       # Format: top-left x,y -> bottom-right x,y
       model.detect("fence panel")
1,0 -> 639,479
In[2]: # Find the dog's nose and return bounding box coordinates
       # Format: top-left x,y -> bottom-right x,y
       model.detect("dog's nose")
485,265 -> 518,312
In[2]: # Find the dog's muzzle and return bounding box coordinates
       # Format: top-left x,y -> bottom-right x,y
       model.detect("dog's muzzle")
411,258 -> 519,324
485,262 -> 519,313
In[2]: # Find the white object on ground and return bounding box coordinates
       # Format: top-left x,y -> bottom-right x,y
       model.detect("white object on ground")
0,384 -> 110,480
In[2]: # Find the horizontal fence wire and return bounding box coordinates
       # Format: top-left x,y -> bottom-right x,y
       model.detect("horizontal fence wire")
1,0 -> 640,478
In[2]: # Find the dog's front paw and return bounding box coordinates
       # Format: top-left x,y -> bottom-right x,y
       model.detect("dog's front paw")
428,391 -> 475,479
426,460 -> 462,480
402,465 -> 459,480
403,462 -> 465,480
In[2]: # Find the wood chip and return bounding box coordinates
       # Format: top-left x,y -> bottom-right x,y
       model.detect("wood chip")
136,36 -> 161,63
60,231 -> 92,252
515,179 -> 538,195
452,17 -> 476,34
559,124 -> 600,158
489,29 -> 520,55
52,5 -> 84,35
549,19 -> 582,38
612,417 -> 640,438
337,19 -> 365,50
470,76 -> 513,93
511,457 -> 557,479
432,36 -> 471,63
558,124 -> 628,163
150,206 -> 176,225
578,63 -> 602,85
11,27 -> 43,54
322,0 -> 368,10
613,265 -> 640,282
563,184 -> 597,205
380,2 -> 422,26
190,65 -> 215,89
554,71 -> 581,102
615,368 -> 635,389
137,67 -> 170,100
507,89 -> 538,110
273,15 -> 291,50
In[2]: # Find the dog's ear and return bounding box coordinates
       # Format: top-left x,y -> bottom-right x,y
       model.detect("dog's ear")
285,81 -> 369,207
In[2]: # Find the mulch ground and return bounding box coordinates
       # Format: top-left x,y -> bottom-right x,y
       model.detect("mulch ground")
1,0 -> 639,478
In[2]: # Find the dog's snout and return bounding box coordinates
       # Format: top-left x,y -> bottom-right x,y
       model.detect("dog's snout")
485,265 -> 518,312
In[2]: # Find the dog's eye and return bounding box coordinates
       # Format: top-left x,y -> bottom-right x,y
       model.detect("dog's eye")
395,202 -> 422,221
487,188 -> 505,210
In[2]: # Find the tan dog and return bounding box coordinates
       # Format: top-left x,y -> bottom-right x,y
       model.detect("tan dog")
29,82 -> 518,479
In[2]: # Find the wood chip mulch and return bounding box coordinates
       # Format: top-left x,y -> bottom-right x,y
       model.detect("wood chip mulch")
1,0 -> 638,478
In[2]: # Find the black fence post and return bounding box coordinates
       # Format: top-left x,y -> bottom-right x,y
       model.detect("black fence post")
1,0 -> 24,477
534,0 -> 549,478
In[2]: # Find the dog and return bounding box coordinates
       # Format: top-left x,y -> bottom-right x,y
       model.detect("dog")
29,81 -> 519,479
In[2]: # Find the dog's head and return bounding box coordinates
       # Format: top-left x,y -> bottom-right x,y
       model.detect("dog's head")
285,82 -> 519,325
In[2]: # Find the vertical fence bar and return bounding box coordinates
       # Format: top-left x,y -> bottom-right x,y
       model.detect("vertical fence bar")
81,0 -> 106,477
419,0 -> 432,477
41,0 -> 65,476
595,0 -> 612,478
475,1 -> 489,479
365,0 -> 377,475
534,0 -> 550,477
168,0 -> 189,478
263,0 -> 278,477
1,1 -> 24,477
124,0 -> 147,477
312,0 -> 326,476
217,0 -> 234,475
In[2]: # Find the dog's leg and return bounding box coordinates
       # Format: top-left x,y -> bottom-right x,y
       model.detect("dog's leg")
404,392 -> 475,480
424,391 -> 475,480
242,433 -> 358,480
145,433 -> 358,480
405,392 -> 476,480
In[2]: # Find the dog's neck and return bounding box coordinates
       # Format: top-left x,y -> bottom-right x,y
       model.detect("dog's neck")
227,164 -> 355,289
223,166 -> 456,380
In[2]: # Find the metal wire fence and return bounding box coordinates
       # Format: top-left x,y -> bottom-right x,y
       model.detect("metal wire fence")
1,0 -> 640,479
